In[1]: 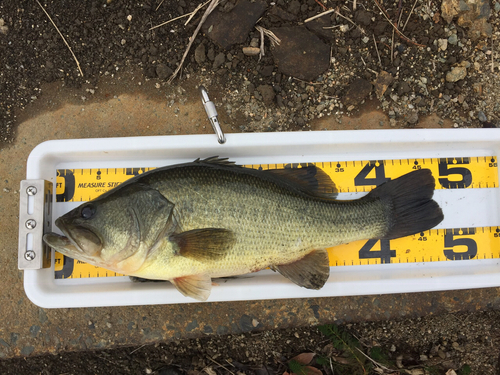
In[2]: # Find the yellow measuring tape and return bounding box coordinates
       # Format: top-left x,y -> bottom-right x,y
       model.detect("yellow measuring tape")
54,156 -> 500,279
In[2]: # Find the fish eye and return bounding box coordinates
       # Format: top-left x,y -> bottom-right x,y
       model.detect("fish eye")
81,205 -> 95,219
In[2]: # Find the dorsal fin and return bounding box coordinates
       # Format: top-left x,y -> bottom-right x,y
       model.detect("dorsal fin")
194,157 -> 337,199
265,166 -> 338,199
194,156 -> 239,166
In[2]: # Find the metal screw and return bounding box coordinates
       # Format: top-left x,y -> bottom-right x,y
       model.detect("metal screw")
25,251 -> 36,261
26,186 -> 37,195
26,219 -> 36,229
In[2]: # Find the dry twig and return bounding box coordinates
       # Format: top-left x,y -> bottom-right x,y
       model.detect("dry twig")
304,8 -> 335,23
314,0 -> 327,10
185,0 -> 211,26
155,0 -> 165,11
208,357 -> 235,375
372,0 -> 425,47
150,13 -> 190,30
257,26 -> 265,60
373,34 -> 382,68
355,348 -> 397,373
168,0 -> 219,83
335,9 -> 366,34
492,38 -> 495,73
255,26 -> 281,61
150,1 -> 211,30
35,0 -> 83,77
391,27 -> 395,62
255,26 -> 281,46
129,344 -> 147,355
402,0 -> 419,31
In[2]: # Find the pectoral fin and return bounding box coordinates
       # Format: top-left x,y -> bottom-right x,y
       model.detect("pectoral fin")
171,274 -> 212,301
274,249 -> 330,290
169,228 -> 236,261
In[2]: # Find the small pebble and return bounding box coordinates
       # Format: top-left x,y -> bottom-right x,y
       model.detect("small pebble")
478,111 -> 487,122
250,38 -> 260,48
0,18 -> 8,35
242,47 -> 260,56
438,349 -> 446,359
448,34 -> 458,45
438,39 -> 448,51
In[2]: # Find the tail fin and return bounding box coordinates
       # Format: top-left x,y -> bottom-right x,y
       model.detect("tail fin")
366,169 -> 444,239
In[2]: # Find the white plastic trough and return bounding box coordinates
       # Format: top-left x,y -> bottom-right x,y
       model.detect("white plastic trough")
23,129 -> 500,308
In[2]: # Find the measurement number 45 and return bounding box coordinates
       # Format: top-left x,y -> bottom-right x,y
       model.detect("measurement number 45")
358,228 -> 478,263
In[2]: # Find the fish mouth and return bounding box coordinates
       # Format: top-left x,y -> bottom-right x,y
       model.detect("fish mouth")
43,232 -> 79,256
46,218 -> 103,256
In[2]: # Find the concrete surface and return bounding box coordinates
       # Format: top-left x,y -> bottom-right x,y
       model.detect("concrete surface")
2,70 -> 497,358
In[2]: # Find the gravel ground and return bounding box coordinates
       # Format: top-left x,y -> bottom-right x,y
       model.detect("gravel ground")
1,0 -> 499,142
0,310 -> 498,374
1,0 -> 500,374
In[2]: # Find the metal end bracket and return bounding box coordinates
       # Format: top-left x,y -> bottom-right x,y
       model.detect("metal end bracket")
199,86 -> 226,144
18,180 -> 52,270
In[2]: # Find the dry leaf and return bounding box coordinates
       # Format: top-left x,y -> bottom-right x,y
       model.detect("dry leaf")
289,353 -> 315,365
204,367 -> 217,375
445,370 -> 457,375
332,356 -> 353,365
303,366 -> 322,375
291,366 -> 322,375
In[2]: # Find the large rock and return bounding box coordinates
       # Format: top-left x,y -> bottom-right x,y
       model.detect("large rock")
203,0 -> 267,50
441,0 -> 492,39
343,78 -> 373,107
270,26 -> 330,82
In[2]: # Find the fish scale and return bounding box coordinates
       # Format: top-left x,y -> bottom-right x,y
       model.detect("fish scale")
136,164 -> 388,278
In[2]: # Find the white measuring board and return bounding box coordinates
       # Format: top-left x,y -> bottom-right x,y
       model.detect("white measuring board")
23,129 -> 500,308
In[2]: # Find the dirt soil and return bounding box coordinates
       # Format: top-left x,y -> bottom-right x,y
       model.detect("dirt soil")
1,0 -> 500,374
1,0 -> 499,142
0,310 -> 499,374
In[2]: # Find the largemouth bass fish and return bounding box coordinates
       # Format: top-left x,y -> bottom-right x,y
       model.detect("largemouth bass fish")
44,157 -> 443,301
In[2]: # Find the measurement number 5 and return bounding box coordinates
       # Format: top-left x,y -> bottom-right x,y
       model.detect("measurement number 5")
443,229 -> 477,260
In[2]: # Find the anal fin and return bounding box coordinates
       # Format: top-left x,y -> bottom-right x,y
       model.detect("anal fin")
171,274 -> 212,301
275,249 -> 330,290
